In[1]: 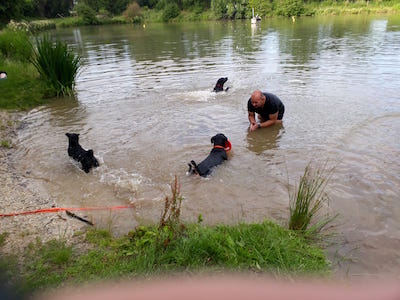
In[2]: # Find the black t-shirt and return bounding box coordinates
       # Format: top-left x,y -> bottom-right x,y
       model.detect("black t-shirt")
247,92 -> 284,121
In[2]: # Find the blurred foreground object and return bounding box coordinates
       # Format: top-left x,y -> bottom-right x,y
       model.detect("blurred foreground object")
37,275 -> 400,300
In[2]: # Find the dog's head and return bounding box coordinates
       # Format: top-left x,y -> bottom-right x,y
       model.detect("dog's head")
211,133 -> 228,147
213,77 -> 228,92
81,149 -> 99,173
65,133 -> 79,144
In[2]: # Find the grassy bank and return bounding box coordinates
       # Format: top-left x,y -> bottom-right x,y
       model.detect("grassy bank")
7,1 -> 398,30
1,221 -> 330,294
0,171 -> 334,295
305,1 -> 400,16
0,60 -> 50,110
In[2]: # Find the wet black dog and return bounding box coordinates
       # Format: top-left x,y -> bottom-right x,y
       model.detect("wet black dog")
188,133 -> 229,177
213,77 -> 229,92
65,133 -> 99,173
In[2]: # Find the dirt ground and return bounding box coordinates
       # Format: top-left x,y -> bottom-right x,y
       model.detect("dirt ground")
0,110 -> 87,256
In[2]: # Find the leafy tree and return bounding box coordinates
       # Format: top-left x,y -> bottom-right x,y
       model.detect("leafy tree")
34,0 -> 74,18
162,2 -> 180,21
181,0 -> 211,10
76,2 -> 99,25
276,0 -> 305,17
104,0 -> 130,15
123,2 -> 143,23
81,0 -> 107,12
0,0 -> 24,24
248,0 -> 273,18
211,0 -> 228,19
137,0 -> 159,9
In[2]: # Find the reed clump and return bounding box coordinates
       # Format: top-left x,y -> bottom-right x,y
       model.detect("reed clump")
288,163 -> 337,239
30,35 -> 81,97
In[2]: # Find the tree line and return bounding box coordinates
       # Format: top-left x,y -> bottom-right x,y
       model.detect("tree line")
1,0 -> 398,26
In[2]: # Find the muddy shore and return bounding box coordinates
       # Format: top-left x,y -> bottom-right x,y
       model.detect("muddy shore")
0,110 -> 87,256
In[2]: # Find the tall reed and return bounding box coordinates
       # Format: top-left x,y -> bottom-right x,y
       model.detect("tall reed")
30,35 -> 80,96
289,163 -> 335,234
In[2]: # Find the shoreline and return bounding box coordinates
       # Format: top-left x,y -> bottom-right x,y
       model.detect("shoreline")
0,110 -> 86,256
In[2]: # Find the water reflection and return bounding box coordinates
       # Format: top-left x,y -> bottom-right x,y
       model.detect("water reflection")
246,125 -> 284,155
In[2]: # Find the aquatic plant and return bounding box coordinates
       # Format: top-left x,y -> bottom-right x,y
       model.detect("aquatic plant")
288,163 -> 336,236
30,35 -> 80,97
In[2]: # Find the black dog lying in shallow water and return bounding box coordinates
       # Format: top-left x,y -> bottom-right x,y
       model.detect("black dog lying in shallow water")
66,133 -> 99,173
213,77 -> 229,92
188,133 -> 229,177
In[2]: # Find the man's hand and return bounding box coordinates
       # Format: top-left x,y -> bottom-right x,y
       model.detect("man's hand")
250,122 -> 259,132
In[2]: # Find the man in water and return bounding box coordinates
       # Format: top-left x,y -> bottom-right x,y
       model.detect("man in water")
248,89 -> 285,131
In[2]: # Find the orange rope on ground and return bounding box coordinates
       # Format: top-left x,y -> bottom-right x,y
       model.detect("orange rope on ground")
0,204 -> 135,217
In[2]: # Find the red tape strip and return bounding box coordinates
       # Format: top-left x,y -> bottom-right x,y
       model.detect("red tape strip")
0,204 -> 135,217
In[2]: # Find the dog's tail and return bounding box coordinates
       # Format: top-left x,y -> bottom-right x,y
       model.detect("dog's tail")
187,160 -> 200,175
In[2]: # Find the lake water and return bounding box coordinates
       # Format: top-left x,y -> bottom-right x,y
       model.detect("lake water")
13,15 -> 400,277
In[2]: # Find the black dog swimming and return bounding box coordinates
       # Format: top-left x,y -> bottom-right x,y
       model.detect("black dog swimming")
213,77 -> 229,92
188,133 -> 229,177
65,133 -> 99,173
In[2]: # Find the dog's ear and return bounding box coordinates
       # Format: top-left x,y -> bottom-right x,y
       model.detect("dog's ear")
211,136 -> 215,144
87,149 -> 94,156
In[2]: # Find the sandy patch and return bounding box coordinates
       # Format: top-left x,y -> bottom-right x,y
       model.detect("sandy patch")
0,110 -> 87,256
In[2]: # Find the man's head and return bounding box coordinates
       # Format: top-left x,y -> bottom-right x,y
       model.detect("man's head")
250,90 -> 266,108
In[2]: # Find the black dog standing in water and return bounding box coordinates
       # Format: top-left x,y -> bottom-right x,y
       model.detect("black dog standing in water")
65,133 -> 99,173
188,133 -> 229,177
213,77 -> 229,92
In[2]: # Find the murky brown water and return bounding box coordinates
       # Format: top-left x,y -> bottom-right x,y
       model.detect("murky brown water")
12,16 -> 400,277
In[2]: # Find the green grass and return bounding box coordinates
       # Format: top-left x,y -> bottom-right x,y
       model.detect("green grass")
0,60 -> 50,110
1,139 -> 11,148
0,29 -> 33,62
305,1 -> 400,16
12,221 -> 329,293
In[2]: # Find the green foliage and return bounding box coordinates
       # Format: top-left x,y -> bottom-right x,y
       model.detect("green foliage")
15,221 -> 329,292
276,0 -> 305,17
1,140 -> 11,148
22,239 -> 73,291
288,163 -> 336,235
30,35 -> 81,96
34,0 -> 73,18
81,0 -> 106,12
0,232 -> 8,246
0,60 -> 50,110
123,2 -> 143,23
162,3 -> 181,22
0,29 -> 33,62
76,2 -> 99,25
0,0 -> 25,25
211,0 -> 228,19
104,0 -> 130,15
181,0 -> 211,10
137,0 -> 160,9
248,0 -> 274,18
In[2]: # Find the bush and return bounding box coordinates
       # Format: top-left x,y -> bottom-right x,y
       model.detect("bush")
211,0 -> 227,19
30,35 -> 81,96
276,0 -> 305,17
0,28 -> 32,62
123,2 -> 143,23
162,3 -> 180,22
76,2 -> 99,25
